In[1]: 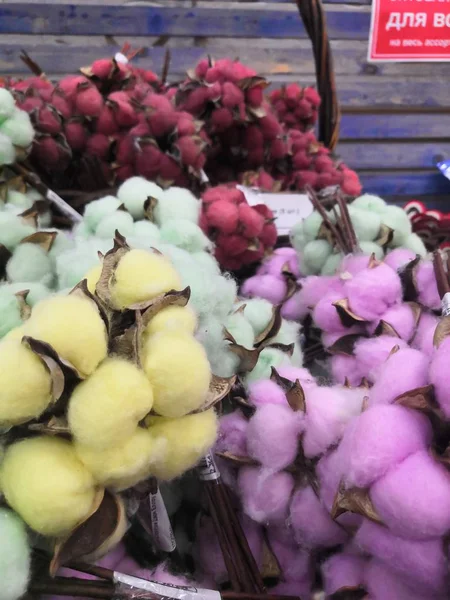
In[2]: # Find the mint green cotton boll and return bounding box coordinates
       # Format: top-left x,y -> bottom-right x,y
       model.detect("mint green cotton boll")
195,316 -> 238,377
212,274 -> 237,320
272,320 -> 303,366
302,211 -> 324,243
236,298 -> 274,337
303,239 -> 332,273
47,230 -> 75,263
0,132 -> 15,166
0,89 -> 16,122
224,312 -> 255,349
0,288 -> 23,338
348,206 -> 382,242
401,233 -> 427,257
352,194 -> 387,214
0,508 -> 30,600
290,221 -> 306,253
55,239 -> 111,290
155,187 -> 201,226
0,214 -> 34,251
191,251 -> 220,276
0,109 -> 34,148
245,347 -> 291,384
133,220 -> 161,242
7,244 -> 53,286
359,241 -> 384,260
6,191 -> 33,212
95,210 -> 134,240
25,188 -> 44,203
38,211 -> 52,228
321,252 -> 344,276
83,196 -> 121,232
5,282 -> 50,307
381,205 -> 412,247
73,221 -> 91,240
3,205 -> 22,217
117,177 -> 163,220
160,220 -> 211,253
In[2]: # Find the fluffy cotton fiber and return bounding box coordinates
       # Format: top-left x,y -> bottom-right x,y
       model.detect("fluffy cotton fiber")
0,508 -> 30,600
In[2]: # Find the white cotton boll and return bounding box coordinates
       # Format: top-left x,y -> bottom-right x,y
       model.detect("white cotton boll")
0,109 -> 34,148
83,196 -> 121,232
6,191 -> 33,212
0,89 -> 16,122
117,177 -> 164,220
154,187 -> 201,226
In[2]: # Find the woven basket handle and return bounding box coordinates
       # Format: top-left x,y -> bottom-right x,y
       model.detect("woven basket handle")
294,0 -> 340,151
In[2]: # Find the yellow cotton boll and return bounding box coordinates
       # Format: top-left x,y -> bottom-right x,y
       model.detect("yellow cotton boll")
0,436 -> 97,536
75,428 -> 166,491
145,305 -> 197,337
3,324 -> 26,341
22,295 -> 107,377
84,263 -> 102,295
0,339 -> 51,427
143,332 -> 211,417
110,249 -> 182,309
68,358 -> 154,450
146,410 -> 217,480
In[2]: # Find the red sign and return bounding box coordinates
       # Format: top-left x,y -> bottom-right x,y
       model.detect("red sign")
368,0 -> 450,61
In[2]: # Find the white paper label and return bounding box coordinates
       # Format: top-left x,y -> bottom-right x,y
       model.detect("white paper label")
114,573 -> 221,600
46,189 -> 83,223
442,292 -> 450,316
148,489 -> 176,552
237,185 -> 313,235
115,52 -> 129,64
197,452 -> 220,481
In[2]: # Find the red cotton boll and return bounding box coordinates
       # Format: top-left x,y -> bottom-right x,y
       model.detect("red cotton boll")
206,81 -> 222,102
270,138 -> 286,160
13,76 -> 53,94
304,87 -> 321,107
148,109 -> 178,138
142,91 -> 173,112
130,121 -> 151,137
260,223 -> 277,248
340,168 -> 362,196
238,203 -> 264,238
246,86 -> 264,107
64,119 -> 88,151
51,93 -> 72,119
293,170 -> 318,190
35,105 -> 62,134
74,84 -> 104,117
221,81 -> 244,109
252,203 -> 273,220
180,87 -> 209,115
295,98 -> 314,119
239,247 -> 265,265
115,134 -> 135,165
259,113 -> 282,140
213,246 -> 242,271
293,150 -> 312,170
205,200 -> 239,234
243,125 -> 264,150
176,112 -> 197,137
57,75 -> 90,101
89,58 -> 115,80
33,135 -> 72,171
246,147 -> 265,167
269,89 -> 283,103
314,155 -> 334,173
134,144 -> 163,179
210,107 -> 234,133
17,95 -> 43,113
175,135 -> 203,168
115,164 -> 135,181
317,172 -> 339,190
194,58 -> 209,79
96,105 -> 119,135
107,92 -> 139,128
158,154 -> 182,180
85,133 -> 111,160
238,467 -> 295,524
204,66 -> 222,84
216,233 -> 249,257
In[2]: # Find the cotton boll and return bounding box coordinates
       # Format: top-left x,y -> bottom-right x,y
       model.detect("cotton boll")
83,196 -> 121,232
23,294 -> 107,376
302,239 -> 332,273
339,254 -> 371,277
245,347 -> 292,383
276,365 -> 317,390
354,335 -> 408,381
208,273 -> 237,320
321,252 -> 344,276
240,274 -> 287,305
359,241 -> 384,260
322,552 -> 366,596
47,230 -> 75,265
416,260 -> 440,310
146,410 -> 217,480
0,288 -> 23,338
0,339 -> 52,427
296,275 -> 344,319
281,289 -> 304,321
266,532 -> 311,582
0,436 -> 96,536
402,233 -> 427,257
248,379 -> 286,406
69,358 -> 154,450
0,214 -> 34,251
271,319 -> 301,348
132,220 -> 161,243
313,290 -> 347,333
0,89 -> 17,121
352,194 -> 386,214
289,486 -> 347,548
155,187 -> 200,226
95,211 -> 135,239
355,520 -> 447,592
247,404 -> 303,469
7,244 -> 53,286
412,312 -> 438,355
160,220 -> 211,253
191,251 -> 220,276
4,282 -> 49,308
349,206 -> 381,242
224,312 -> 255,349
195,316 -> 238,377
364,560 -> 436,600
317,431 -> 354,511
238,467 -> 294,523
331,354 -> 363,386
0,132 -> 15,165
369,348 -> 429,406
236,298 -> 274,337
143,331 -> 210,417
0,110 -> 34,148
6,190 -> 33,211
55,240 -> 110,290
145,305 -> 198,337
344,404 -> 432,488
382,205 -> 412,246
116,178 -> 163,220
303,386 -> 363,458
216,410 -> 248,455
371,303 -> 416,341
384,247 -> 417,272
346,263 -> 402,321
322,324 -> 366,349
111,249 -> 182,309
299,211 -> 323,244
75,428 -> 162,491
371,450 -> 450,540
0,508 -> 30,600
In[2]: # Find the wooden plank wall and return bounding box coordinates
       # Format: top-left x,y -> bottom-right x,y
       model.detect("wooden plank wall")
1,0 -> 450,208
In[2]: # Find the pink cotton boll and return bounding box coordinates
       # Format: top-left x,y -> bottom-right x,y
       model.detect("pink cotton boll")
281,289 -> 305,321
195,515 -> 227,582
303,386 -> 363,458
248,379 -> 286,406
339,253 -> 371,277
247,404 -> 304,469
240,274 -> 287,305
412,312 -> 438,355
289,485 -> 347,548
312,290 -> 348,333
371,450 -> 450,540
322,325 -> 366,348
369,348 -> 429,406
297,275 -> 344,311
276,365 -> 317,391
216,410 -> 248,455
354,520 -> 448,592
344,404 -> 432,488
384,248 -> 417,272
322,552 -> 367,596
331,354 -> 363,386
353,335 -> 408,381
416,260 -> 441,310
271,579 -> 312,600
317,437 -> 351,511
429,336 -> 450,418
364,560 -> 439,600
238,467 -> 294,524
266,535 -> 311,582
345,263 -> 402,321
215,456 -> 238,491
369,303 -> 416,341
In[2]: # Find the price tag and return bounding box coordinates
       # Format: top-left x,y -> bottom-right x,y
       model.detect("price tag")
237,186 -> 313,235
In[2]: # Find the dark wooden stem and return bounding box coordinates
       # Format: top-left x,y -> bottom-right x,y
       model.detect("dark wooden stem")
305,185 -> 346,253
